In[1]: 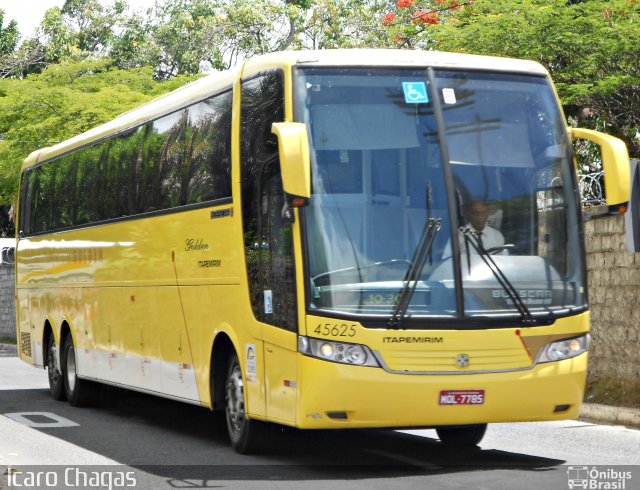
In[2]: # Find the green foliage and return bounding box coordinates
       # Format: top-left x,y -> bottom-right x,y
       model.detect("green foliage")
109,0 -> 301,76
110,0 -> 389,75
0,60 -> 197,204
0,9 -> 20,56
0,8 -> 24,78
39,0 -> 129,61
302,0 -> 388,49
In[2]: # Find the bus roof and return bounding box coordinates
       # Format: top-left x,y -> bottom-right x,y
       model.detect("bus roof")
22,49 -> 548,171
242,49 -> 548,76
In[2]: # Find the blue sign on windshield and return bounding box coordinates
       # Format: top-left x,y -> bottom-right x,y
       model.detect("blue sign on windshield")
402,82 -> 429,104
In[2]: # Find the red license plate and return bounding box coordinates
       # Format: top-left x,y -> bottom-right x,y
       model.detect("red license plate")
439,390 -> 485,405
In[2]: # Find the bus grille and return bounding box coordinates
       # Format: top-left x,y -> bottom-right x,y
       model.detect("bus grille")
20,332 -> 32,357
378,346 -> 532,373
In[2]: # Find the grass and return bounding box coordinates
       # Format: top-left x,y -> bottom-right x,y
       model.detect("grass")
0,336 -> 16,344
585,376 -> 640,410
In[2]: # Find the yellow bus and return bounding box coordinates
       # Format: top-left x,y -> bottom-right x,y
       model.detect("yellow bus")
15,50 -> 630,453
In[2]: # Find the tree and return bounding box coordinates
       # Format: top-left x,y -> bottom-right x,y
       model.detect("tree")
1,1 -> 134,79
112,0 -> 306,76
0,59 -> 196,204
302,0 -> 388,49
110,0 -> 392,77
378,0 -> 466,48
0,8 -> 27,78
37,0 -> 130,62
0,9 -> 19,56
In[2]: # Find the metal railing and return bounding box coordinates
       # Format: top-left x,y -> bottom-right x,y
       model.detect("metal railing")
0,246 -> 14,265
578,170 -> 605,207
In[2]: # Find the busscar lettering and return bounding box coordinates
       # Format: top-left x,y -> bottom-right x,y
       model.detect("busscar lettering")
383,337 -> 444,344
492,289 -> 552,299
198,259 -> 222,268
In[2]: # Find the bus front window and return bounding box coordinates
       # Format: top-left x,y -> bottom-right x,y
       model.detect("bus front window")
294,68 -> 585,325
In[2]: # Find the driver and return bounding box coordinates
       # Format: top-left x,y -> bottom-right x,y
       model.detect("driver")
459,200 -> 508,255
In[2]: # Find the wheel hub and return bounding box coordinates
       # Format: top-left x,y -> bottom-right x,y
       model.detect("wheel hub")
66,345 -> 77,392
48,343 -> 60,383
226,364 -> 245,433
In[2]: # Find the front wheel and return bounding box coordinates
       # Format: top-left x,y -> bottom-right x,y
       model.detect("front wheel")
436,424 -> 487,448
225,352 -> 267,454
62,335 -> 99,407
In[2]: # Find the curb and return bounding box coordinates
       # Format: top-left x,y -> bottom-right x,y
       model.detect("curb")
580,403 -> 640,428
0,343 -> 17,357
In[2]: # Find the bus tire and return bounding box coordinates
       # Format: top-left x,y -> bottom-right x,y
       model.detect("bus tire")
436,424 -> 487,448
62,335 -> 99,407
225,352 -> 267,454
46,335 -> 66,401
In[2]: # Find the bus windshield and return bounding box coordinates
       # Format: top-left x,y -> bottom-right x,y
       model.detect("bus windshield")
294,67 -> 585,325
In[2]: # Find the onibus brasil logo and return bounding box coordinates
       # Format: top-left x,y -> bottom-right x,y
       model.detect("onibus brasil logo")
567,466 -> 633,489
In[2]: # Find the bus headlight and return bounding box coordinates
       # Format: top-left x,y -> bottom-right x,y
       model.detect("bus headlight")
537,334 -> 589,363
298,336 -> 380,367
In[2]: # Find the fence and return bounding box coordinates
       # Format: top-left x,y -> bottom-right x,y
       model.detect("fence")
579,170 -> 605,207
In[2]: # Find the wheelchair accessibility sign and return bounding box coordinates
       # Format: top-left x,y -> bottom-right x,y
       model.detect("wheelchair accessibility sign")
402,82 -> 429,104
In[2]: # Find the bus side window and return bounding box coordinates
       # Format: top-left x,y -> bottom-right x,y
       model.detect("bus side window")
258,161 -> 297,331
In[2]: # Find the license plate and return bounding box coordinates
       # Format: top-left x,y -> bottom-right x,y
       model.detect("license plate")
439,390 -> 485,405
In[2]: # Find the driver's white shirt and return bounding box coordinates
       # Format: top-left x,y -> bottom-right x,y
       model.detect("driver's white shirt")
458,224 -> 507,255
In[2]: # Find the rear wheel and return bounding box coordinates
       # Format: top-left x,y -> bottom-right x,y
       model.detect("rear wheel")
62,335 -> 99,407
436,424 -> 487,448
225,352 -> 267,454
46,335 -> 65,401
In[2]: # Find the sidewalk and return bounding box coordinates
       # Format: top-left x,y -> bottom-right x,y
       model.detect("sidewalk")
1,342 -> 638,428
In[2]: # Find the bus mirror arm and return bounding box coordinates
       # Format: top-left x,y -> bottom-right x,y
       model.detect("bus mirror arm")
272,122 -> 312,202
281,199 -> 295,224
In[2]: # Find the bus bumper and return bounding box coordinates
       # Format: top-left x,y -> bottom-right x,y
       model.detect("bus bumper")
295,353 -> 587,429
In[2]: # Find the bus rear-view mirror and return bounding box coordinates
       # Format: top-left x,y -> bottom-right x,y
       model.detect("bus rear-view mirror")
271,122 -> 311,204
569,127 -> 630,213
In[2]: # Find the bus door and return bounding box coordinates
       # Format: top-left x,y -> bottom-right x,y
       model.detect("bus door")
241,71 -> 299,424
256,158 -> 298,424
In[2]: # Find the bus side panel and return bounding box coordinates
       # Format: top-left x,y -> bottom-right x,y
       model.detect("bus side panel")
16,204 -> 252,406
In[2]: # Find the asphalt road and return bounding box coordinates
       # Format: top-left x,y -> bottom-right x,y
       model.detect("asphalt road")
1,348 -> 639,490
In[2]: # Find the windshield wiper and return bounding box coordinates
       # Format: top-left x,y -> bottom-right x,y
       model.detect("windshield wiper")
460,226 -> 535,325
388,218 -> 442,328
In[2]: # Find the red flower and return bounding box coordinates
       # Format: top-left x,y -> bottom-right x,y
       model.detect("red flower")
426,11 -> 440,23
396,0 -> 415,9
393,34 -> 405,43
412,9 -> 439,25
382,12 -> 396,26
412,9 -> 426,24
